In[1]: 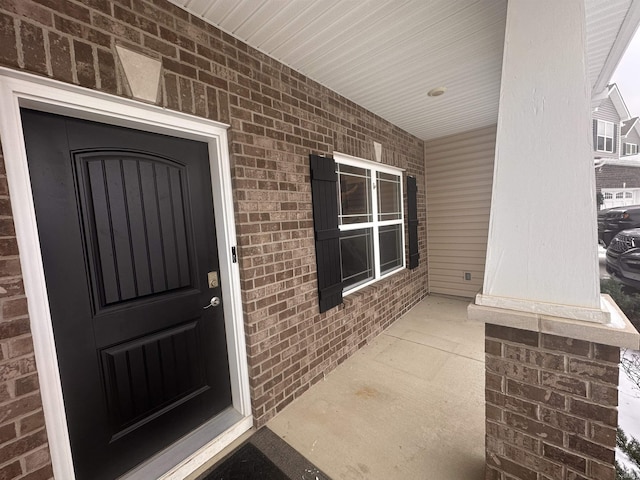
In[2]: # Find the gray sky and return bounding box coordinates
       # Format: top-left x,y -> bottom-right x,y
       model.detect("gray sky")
612,28 -> 640,117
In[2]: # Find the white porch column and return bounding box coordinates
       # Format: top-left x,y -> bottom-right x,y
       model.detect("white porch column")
477,0 -> 605,322
472,5 -> 639,480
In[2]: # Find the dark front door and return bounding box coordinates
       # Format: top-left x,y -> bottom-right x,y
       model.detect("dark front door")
21,109 -> 232,480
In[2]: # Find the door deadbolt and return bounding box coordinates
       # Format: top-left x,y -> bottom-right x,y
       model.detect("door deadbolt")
203,297 -> 221,309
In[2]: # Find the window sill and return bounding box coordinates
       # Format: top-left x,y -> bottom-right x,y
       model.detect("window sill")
342,266 -> 406,300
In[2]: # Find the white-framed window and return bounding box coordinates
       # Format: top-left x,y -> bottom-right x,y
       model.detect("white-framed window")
624,142 -> 638,155
604,192 -> 613,199
596,120 -> 615,152
335,154 -> 405,293
616,192 -> 624,199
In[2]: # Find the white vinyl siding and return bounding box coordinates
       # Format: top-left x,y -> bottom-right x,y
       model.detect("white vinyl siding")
424,125 -> 495,298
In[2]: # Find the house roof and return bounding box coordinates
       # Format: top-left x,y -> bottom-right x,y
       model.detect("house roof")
597,83 -> 633,120
622,117 -> 639,137
592,84 -> 640,140
170,0 -> 640,141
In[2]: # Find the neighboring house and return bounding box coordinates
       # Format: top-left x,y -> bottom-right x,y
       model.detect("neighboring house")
593,84 -> 640,208
0,2 -> 639,480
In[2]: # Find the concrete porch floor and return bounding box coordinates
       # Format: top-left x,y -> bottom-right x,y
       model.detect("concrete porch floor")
267,295 -> 486,480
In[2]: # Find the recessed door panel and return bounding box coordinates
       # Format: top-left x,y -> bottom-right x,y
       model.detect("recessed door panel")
100,321 -> 207,438
74,151 -> 194,311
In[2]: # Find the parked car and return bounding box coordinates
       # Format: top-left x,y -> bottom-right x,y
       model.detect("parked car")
606,228 -> 640,290
598,205 -> 640,246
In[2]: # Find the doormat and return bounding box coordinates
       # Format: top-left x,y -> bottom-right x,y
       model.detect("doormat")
198,427 -> 330,480
200,443 -> 287,479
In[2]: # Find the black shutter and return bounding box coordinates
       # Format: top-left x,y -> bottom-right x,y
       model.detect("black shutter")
613,123 -> 618,153
310,154 -> 343,313
593,119 -> 598,151
407,176 -> 419,269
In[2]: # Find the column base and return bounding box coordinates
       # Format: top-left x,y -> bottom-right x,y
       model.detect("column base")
472,297 -> 639,480
470,294 -> 639,349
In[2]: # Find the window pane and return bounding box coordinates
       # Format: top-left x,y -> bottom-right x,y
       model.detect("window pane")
340,228 -> 374,290
605,138 -> 613,152
597,137 -> 605,150
377,172 -> 401,221
616,192 -> 624,199
379,224 -> 403,274
338,164 -> 371,224
605,122 -> 613,136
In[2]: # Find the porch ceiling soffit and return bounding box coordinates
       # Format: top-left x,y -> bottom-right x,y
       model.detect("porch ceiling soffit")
171,0 -> 640,142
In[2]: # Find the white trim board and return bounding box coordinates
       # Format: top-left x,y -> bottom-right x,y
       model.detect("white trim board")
0,68 -> 252,480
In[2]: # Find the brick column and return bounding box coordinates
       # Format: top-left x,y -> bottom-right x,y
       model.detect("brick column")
485,324 -> 619,480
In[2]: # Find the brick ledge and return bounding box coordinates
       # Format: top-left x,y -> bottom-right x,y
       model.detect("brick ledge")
468,294 -> 640,349
474,292 -> 610,323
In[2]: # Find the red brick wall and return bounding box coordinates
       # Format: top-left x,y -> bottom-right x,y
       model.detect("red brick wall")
0,146 -> 52,480
595,163 -> 640,190
485,324 -> 619,480
0,0 -> 428,476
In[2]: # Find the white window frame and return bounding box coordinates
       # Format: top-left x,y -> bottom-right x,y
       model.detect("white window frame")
334,153 -> 405,295
624,142 -> 638,155
596,120 -> 615,152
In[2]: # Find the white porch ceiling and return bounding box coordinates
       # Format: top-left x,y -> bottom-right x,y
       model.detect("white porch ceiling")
171,0 -> 637,142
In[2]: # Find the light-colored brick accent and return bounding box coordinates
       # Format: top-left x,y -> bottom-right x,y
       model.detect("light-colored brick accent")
485,324 -> 619,480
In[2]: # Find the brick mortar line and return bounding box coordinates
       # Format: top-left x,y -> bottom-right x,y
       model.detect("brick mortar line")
485,373 -> 618,409
485,352 -> 606,372
485,341 -> 619,365
485,399 -> 617,449
0,410 -> 45,433
489,441 -> 583,471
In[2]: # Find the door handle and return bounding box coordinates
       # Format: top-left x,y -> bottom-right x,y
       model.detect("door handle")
203,297 -> 221,309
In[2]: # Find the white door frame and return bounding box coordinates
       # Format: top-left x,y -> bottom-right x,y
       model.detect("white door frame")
0,68 -> 252,479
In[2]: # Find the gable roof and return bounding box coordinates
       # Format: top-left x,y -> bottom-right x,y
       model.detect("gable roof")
607,83 -> 632,120
622,117 -> 639,137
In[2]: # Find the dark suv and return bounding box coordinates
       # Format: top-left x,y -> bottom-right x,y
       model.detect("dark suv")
598,205 -> 640,246
606,228 -> 640,290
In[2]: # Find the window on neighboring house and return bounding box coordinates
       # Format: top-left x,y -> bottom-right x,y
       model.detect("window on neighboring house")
604,192 -> 613,199
626,192 -> 633,199
596,120 -> 615,152
616,192 -> 624,199
624,143 -> 638,155
336,155 -> 405,293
